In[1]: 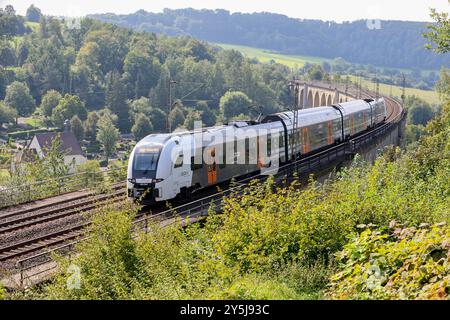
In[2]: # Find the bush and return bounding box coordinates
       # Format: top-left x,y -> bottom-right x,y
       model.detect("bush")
0,284 -> 5,300
327,223 -> 450,300
8,128 -> 59,140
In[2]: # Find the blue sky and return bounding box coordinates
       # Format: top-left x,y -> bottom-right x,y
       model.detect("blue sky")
4,0 -> 450,22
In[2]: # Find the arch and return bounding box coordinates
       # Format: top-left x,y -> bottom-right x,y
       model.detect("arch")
320,93 -> 327,106
307,90 -> 313,108
313,91 -> 320,107
327,95 -> 332,105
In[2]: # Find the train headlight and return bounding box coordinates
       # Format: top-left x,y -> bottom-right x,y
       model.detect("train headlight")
128,178 -> 136,184
154,178 -> 164,183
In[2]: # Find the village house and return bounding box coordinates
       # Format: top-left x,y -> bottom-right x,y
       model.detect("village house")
13,131 -> 87,173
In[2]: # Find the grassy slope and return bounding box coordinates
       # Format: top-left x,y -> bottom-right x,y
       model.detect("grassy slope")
215,43 -> 442,105
348,75 -> 442,105
215,43 -> 331,68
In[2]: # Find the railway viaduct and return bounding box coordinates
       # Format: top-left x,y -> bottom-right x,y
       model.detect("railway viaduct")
296,82 -> 355,108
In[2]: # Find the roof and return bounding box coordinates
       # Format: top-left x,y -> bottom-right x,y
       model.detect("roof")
32,132 -> 84,156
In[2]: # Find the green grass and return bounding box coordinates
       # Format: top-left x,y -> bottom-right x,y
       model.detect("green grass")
0,169 -> 10,180
347,75 -> 441,105
25,21 -> 39,31
215,43 -> 331,69
25,117 -> 45,128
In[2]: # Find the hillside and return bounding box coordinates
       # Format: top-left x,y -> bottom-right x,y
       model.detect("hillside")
215,43 -> 442,104
89,8 -> 450,70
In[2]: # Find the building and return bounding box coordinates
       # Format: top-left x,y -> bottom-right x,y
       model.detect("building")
14,131 -> 86,173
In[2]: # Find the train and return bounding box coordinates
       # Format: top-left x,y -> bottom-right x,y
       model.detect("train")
127,98 -> 386,204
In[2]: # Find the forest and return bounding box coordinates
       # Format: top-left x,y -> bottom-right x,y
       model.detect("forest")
89,8 -> 450,70
0,5 -> 295,138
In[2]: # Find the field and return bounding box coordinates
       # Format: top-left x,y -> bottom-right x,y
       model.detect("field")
348,75 -> 442,105
215,43 -> 442,105
215,43 -> 331,68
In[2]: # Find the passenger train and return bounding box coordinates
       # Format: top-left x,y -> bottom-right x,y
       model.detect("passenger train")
127,98 -> 386,204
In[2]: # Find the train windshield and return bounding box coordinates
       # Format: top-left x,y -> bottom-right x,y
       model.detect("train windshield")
132,146 -> 161,178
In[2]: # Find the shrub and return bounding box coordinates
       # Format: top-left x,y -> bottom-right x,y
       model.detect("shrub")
327,222 -> 450,300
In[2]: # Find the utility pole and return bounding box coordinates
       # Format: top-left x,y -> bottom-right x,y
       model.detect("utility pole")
166,76 -> 177,133
288,79 -> 300,163
401,73 -> 406,108
376,77 -> 380,101
390,76 -> 393,97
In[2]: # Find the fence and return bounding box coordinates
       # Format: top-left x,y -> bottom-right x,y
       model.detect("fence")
0,166 -> 127,209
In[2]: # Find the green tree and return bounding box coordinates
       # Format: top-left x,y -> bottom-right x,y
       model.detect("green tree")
0,101 -> 17,126
424,3 -> 450,53
40,90 -> 62,118
131,113 -> 153,141
52,94 -> 87,128
84,111 -> 99,141
407,104 -> 435,126
124,50 -> 161,98
436,68 -> 450,102
43,134 -> 70,178
105,71 -> 131,133
97,115 -> 120,161
168,105 -> 185,131
26,4 -> 42,22
129,97 -> 151,121
4,81 -> 36,121
307,64 -> 324,81
0,43 -> 16,66
184,109 -> 202,130
70,115 -> 84,142
148,107 -> 167,132
219,91 -> 252,120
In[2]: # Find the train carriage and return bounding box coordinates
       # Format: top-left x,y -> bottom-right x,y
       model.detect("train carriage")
127,98 -> 387,204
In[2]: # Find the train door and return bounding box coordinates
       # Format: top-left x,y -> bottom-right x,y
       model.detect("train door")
327,121 -> 333,145
207,148 -> 217,185
301,127 -> 310,154
350,115 -> 355,135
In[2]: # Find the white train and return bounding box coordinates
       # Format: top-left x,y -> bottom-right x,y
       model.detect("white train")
127,98 -> 386,204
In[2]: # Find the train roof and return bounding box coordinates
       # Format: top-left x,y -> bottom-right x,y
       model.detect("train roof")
336,100 -> 371,115
263,106 -> 341,128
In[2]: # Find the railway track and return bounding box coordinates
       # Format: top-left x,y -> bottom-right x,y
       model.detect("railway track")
0,190 -> 125,234
0,184 -> 126,264
0,223 -> 88,262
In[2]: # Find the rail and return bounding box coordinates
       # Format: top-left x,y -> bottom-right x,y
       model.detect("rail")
0,166 -> 127,209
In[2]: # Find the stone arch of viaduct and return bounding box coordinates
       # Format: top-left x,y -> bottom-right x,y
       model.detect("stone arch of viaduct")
297,84 -> 355,109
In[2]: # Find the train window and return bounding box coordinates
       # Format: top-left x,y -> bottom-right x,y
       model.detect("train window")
190,156 -> 203,170
267,133 -> 272,157
174,154 -> 183,168
234,138 -> 238,164
220,142 -> 226,168
279,132 -> 284,148
245,138 -> 249,164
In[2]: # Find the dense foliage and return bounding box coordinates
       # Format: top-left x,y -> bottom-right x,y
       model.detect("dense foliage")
89,8 -> 450,69
328,223 -> 450,300
0,6 -> 294,137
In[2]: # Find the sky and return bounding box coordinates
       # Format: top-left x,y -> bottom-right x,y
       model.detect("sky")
2,0 -> 449,22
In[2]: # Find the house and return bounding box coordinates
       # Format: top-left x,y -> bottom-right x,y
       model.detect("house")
14,131 -> 87,173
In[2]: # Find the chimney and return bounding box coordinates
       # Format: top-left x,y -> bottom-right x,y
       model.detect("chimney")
64,119 -> 71,132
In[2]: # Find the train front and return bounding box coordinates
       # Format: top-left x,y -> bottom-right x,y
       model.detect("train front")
127,142 -> 164,204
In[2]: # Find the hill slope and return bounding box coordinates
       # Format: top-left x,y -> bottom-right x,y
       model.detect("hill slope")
89,8 -> 449,70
